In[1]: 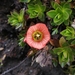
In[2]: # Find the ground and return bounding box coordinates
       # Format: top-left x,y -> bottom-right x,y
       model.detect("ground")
0,0 -> 67,75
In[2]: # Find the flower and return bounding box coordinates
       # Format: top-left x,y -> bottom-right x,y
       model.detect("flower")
24,23 -> 50,49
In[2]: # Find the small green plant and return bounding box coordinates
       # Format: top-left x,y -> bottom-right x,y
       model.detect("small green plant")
52,26 -> 75,68
47,2 -> 72,25
26,0 -> 46,21
7,1 -> 75,74
66,65 -> 75,75
18,30 -> 26,47
53,46 -> 74,68
52,28 -> 58,35
51,37 -> 75,68
60,27 -> 75,40
8,9 -> 25,29
18,37 -> 25,47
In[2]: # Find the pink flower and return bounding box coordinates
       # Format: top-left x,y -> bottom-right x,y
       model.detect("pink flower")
24,23 -> 50,49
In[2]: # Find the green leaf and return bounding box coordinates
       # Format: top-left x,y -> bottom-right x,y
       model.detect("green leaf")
63,2 -> 70,8
68,48 -> 74,62
19,0 -> 30,3
53,47 -> 63,55
62,11 -> 69,20
60,27 -> 75,40
40,5 -> 46,12
8,9 -> 24,29
38,13 -> 45,21
26,4 -> 39,18
54,13 -> 64,25
59,37 -> 66,47
18,30 -> 26,47
62,2 -> 72,16
64,8 -> 72,15
52,28 -> 58,35
51,1 -> 62,9
18,37 -> 25,47
53,46 -> 74,68
28,10 -> 38,18
35,0 -> 42,5
56,7 -> 62,14
62,42 -> 69,47
26,2 -> 46,21
27,4 -> 34,9
71,40 -> 75,45
11,20 -> 18,26
47,10 -> 57,18
60,62 -> 67,68
11,11 -> 19,19
63,51 -> 68,58
53,59 -> 58,67
64,19 -> 69,25
47,2 -> 72,26
67,0 -> 72,2
53,8 -> 64,25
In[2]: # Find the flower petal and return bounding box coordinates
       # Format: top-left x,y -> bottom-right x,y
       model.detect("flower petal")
41,36 -> 50,45
36,23 -> 50,35
27,25 -> 38,35
31,42 -> 45,49
24,23 -> 50,49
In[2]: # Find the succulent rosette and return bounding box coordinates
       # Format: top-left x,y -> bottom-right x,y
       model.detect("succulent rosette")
24,23 -> 50,49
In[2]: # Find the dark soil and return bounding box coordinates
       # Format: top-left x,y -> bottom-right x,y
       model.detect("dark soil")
0,0 -> 67,75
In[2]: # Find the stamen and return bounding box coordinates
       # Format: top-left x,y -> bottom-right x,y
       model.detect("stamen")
32,30 -> 43,42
